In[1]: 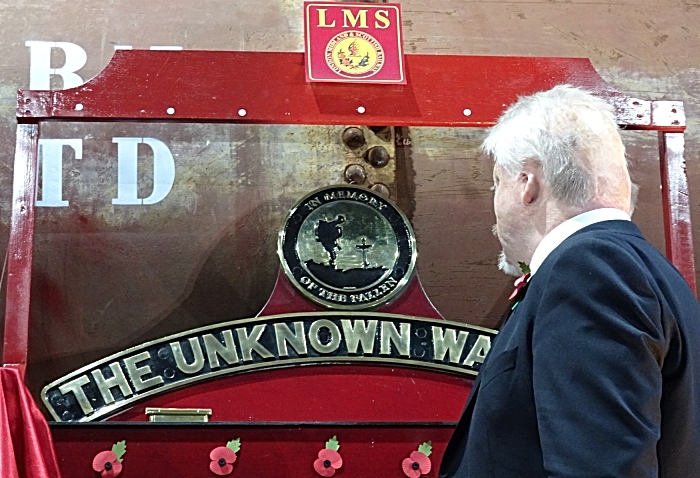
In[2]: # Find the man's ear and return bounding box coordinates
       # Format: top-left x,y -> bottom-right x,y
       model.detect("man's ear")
519,161 -> 542,205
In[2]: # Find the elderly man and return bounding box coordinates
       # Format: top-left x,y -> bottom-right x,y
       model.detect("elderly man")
439,85 -> 700,477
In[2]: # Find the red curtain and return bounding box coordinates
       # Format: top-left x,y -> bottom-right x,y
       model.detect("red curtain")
0,367 -> 62,478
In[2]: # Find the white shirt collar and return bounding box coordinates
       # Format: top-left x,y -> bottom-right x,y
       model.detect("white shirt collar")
529,208 -> 631,275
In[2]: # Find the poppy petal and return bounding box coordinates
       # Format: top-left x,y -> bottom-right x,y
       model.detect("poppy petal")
100,468 -> 115,478
209,460 -> 234,476
401,458 -> 422,478
92,451 -> 114,471
313,458 -> 336,477
210,446 -> 237,463
410,451 -> 432,474
105,460 -> 124,478
318,448 -> 342,468
93,451 -> 117,472
111,461 -> 123,476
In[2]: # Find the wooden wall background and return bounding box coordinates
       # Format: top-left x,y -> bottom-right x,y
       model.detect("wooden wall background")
0,0 -> 698,401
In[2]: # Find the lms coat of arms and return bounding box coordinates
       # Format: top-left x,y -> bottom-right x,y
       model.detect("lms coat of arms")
325,31 -> 385,78
279,185 -> 416,310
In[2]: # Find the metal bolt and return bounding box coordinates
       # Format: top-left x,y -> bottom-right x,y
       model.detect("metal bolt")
357,106 -> 366,114
370,183 -> 390,197
342,127 -> 366,149
344,164 -> 366,184
166,107 -> 175,115
75,103 -> 84,111
365,146 -> 390,168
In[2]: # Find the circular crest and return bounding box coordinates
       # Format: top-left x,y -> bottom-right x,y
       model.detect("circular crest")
325,31 -> 385,78
279,185 -> 416,310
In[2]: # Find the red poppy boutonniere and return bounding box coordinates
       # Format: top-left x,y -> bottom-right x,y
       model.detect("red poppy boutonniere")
313,436 -> 343,477
92,440 -> 126,477
508,262 -> 532,304
209,438 -> 241,475
508,272 -> 531,300
401,441 -> 432,477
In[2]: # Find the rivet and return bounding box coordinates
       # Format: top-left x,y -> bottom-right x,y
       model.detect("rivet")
166,107 -> 175,115
633,101 -> 640,106
671,108 -> 677,113
365,146 -> 390,168
636,114 -> 643,118
672,120 -> 680,125
463,108 -> 472,116
238,108 -> 247,117
370,183 -> 390,197
75,103 -> 84,111
344,164 -> 367,184
357,106 -> 366,114
342,127 -> 366,149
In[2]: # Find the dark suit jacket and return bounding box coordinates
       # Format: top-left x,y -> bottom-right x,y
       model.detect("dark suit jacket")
439,220 -> 700,477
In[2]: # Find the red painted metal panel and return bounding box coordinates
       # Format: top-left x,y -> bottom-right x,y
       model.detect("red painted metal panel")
2,124 -> 39,379
17,51 -> 665,129
658,132 -> 697,293
107,366 -> 471,423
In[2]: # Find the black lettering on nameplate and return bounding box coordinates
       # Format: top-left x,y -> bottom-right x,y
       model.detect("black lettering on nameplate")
42,312 -> 495,422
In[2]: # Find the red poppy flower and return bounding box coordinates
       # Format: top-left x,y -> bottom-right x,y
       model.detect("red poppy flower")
92,450 -> 123,478
402,450 -> 431,478
210,446 -> 237,475
313,448 -> 343,477
509,272 -> 531,300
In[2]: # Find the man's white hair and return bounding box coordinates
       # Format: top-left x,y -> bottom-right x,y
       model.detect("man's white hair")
482,85 -> 626,207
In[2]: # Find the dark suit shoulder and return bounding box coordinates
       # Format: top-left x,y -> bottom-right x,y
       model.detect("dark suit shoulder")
539,220 -> 694,308
526,220 -> 700,477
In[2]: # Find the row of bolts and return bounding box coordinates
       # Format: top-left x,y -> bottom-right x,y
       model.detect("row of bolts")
341,126 -> 392,197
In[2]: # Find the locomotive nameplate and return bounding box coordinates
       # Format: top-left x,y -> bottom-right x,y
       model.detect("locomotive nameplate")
42,312 -> 495,422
